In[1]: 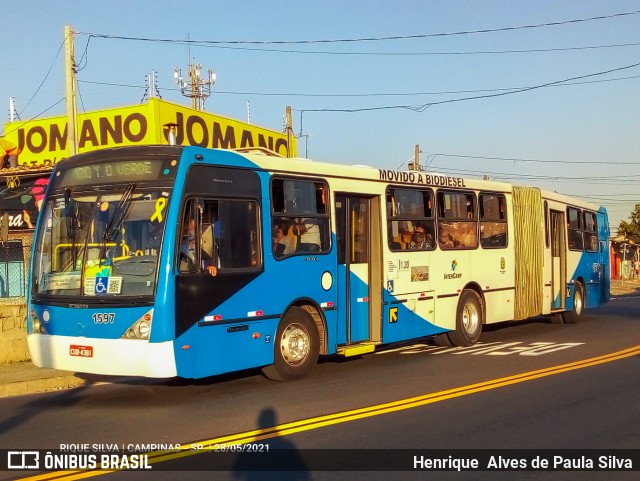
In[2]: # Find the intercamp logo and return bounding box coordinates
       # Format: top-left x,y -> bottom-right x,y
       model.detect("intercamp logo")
444,259 -> 462,279
8,451 -> 40,469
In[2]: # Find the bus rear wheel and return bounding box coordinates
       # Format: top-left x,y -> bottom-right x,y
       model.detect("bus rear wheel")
262,307 -> 320,381
447,289 -> 483,347
562,282 -> 584,324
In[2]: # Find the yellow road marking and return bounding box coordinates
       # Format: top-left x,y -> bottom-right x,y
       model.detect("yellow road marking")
19,344 -> 640,480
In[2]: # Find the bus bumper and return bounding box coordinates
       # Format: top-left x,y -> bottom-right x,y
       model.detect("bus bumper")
27,334 -> 178,378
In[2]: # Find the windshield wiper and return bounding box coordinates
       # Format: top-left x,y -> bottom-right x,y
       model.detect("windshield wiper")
102,183 -> 137,243
99,183 -> 137,262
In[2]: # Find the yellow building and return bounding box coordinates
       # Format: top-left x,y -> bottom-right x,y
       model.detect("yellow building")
2,98 -> 295,167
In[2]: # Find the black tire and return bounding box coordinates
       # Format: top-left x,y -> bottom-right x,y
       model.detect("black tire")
447,289 -> 483,347
562,282 -> 584,324
262,307 -> 320,381
433,333 -> 452,347
549,314 -> 565,325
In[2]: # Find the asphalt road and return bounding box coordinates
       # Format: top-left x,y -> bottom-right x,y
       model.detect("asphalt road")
2,295 -> 639,481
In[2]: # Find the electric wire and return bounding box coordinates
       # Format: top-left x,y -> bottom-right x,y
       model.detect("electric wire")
167,41 -> 640,56
297,60 -> 640,114
18,38 -> 65,118
77,10 -> 640,45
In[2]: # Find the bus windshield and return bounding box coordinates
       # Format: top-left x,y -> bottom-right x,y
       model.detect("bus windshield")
32,187 -> 169,299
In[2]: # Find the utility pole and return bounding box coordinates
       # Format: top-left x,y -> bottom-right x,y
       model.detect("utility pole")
174,62 -> 216,111
409,144 -> 422,171
8,97 -> 18,123
285,106 -> 293,158
64,25 -> 78,156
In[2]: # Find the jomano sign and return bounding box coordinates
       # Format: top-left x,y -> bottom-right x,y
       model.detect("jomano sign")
2,98 -> 295,166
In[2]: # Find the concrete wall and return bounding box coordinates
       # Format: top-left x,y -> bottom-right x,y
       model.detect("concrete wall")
1,231 -> 32,364
0,301 -> 29,364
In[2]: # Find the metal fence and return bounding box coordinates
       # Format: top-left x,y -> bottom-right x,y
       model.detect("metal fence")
0,233 -> 32,304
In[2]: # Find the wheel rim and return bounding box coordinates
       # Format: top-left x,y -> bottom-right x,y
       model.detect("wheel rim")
462,301 -> 480,335
575,288 -> 583,315
280,323 -> 310,366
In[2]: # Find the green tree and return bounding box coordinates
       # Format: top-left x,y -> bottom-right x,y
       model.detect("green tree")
617,204 -> 640,243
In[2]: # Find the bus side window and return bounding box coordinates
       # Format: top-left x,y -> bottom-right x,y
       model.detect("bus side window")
583,211 -> 598,253
271,178 -> 330,255
386,188 -> 435,252
479,193 -> 507,248
567,207 -> 584,251
437,191 -> 478,250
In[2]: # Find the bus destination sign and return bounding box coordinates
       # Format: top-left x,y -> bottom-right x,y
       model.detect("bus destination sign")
56,160 -> 169,187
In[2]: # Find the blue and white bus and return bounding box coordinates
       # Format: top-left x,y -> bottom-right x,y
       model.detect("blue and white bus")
27,145 -> 610,380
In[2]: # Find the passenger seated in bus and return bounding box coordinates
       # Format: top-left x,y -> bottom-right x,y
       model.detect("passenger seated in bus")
389,241 -> 403,250
408,225 -> 432,250
439,231 -> 457,249
273,221 -> 295,257
456,223 -> 477,248
294,218 -> 321,252
399,230 -> 413,248
568,230 -> 583,250
180,218 -> 217,276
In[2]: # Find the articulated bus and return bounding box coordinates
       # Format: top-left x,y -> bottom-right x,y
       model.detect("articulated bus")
27,145 -> 610,380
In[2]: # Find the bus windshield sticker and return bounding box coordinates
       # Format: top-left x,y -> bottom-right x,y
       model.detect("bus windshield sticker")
43,272 -> 81,291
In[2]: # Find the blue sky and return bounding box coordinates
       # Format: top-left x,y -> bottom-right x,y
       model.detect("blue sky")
2,0 -> 639,232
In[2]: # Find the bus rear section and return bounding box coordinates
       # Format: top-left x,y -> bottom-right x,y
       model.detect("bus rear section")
512,187 -> 609,322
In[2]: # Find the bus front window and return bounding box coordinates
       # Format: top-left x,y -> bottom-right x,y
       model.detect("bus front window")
32,189 -> 169,298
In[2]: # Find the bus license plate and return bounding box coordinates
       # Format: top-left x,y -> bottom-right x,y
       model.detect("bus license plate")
69,345 -> 93,358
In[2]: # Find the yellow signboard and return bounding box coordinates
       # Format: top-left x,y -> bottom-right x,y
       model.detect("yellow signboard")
2,98 -> 295,166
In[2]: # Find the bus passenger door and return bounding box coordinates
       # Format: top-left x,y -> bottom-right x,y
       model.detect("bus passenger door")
597,211 -> 610,303
335,194 -> 381,345
550,210 -> 566,311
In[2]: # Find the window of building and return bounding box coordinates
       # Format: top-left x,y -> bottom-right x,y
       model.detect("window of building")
0,240 -> 25,297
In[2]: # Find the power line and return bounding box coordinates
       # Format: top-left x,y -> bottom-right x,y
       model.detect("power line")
77,73 -> 640,99
431,166 -> 640,184
181,41 -> 640,56
78,10 -> 640,45
430,153 -> 640,166
19,38 -> 66,117
79,74 -> 640,98
1,98 -> 66,137
297,60 -> 640,114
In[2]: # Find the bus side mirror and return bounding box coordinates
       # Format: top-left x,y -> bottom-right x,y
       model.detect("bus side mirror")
0,212 -> 8,244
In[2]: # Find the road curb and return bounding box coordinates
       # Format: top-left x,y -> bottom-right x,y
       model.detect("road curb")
0,373 -> 86,398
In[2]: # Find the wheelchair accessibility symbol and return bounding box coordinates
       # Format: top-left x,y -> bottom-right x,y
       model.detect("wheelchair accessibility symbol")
95,277 -> 109,295
387,280 -> 394,293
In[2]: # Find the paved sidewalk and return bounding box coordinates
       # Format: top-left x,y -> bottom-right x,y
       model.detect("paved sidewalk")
1,279 -> 638,398
609,277 -> 640,296
0,361 -> 86,398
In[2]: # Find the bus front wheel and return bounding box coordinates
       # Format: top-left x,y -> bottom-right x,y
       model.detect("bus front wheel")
562,282 -> 584,324
262,307 -> 320,381
447,289 -> 483,347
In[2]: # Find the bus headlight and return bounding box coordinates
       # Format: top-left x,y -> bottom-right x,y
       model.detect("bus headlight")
30,310 -> 47,334
121,309 -> 153,340
136,320 -> 151,338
